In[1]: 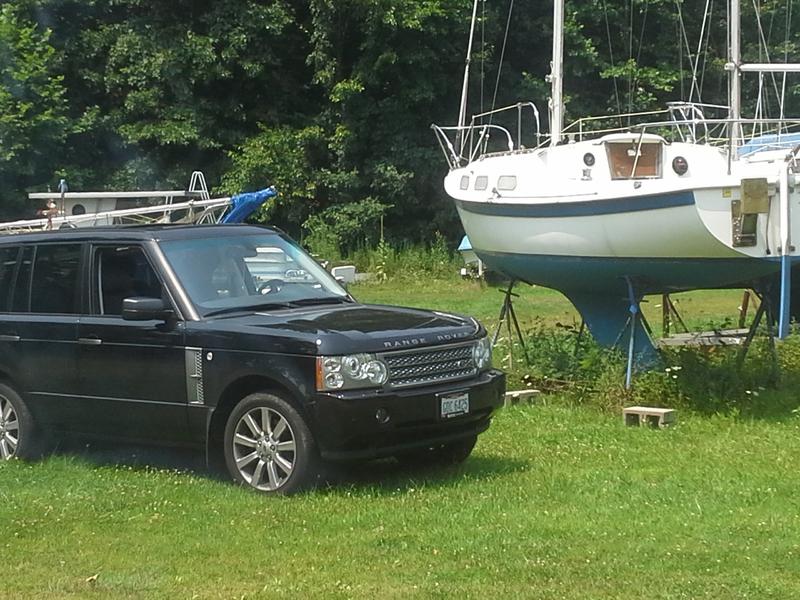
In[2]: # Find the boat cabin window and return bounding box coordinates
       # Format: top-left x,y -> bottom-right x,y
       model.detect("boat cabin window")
475,176 -> 488,191
605,142 -> 662,179
459,176 -> 469,190
497,176 -> 517,191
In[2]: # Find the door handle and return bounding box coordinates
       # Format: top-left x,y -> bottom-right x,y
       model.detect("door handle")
0,334 -> 20,342
78,337 -> 103,346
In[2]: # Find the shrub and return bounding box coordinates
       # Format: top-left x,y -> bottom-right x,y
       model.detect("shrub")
347,237 -> 463,282
503,319 -> 800,418
303,198 -> 390,260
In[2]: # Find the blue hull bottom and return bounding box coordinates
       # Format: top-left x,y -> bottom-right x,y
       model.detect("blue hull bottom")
478,251 -> 782,296
478,251 -> 788,361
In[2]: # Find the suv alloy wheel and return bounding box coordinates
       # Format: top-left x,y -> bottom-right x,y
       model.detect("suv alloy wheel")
223,392 -> 320,494
0,383 -> 42,460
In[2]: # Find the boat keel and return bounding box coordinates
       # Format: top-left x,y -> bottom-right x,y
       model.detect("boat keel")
566,289 -> 661,369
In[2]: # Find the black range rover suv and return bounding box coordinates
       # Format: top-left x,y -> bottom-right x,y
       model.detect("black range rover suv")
0,225 -> 505,493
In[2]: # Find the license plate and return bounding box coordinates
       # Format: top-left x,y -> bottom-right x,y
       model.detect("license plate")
440,392 -> 469,419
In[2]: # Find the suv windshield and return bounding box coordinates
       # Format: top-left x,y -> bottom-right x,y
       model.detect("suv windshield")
159,232 -> 349,316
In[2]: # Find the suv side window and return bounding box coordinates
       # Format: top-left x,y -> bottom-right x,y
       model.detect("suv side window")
11,246 -> 34,313
30,244 -> 82,314
93,245 -> 163,316
0,247 -> 19,312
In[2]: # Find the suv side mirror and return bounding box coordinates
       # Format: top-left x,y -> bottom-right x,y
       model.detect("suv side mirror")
121,297 -> 174,321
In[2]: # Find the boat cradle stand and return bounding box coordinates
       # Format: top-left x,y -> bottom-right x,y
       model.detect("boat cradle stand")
491,281 -> 531,369
657,287 -> 779,379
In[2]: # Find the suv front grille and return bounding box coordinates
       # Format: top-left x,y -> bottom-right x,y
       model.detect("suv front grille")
381,343 -> 476,389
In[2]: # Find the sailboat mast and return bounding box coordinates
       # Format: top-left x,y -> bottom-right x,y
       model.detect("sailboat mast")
729,0 -> 742,147
456,0 -> 481,153
549,0 -> 565,145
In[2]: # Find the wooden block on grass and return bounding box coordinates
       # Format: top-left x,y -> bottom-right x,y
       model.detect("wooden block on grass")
623,406 -> 676,428
504,389 -> 540,407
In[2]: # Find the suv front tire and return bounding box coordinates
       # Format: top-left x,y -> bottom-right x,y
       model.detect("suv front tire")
223,392 -> 320,495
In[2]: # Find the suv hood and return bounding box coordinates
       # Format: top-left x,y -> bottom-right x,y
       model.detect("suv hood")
205,303 -> 483,355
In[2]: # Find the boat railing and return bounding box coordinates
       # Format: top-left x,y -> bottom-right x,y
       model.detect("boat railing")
432,123 -> 515,169
468,102 -> 542,150
622,117 -> 800,151
561,103 -> 729,144
432,102 -> 542,169
0,196 -> 234,235
665,102 -> 729,142
564,101 -> 800,149
435,97 -> 800,168
562,108 -> 671,141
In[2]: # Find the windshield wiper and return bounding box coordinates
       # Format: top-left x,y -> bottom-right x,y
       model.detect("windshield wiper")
287,296 -> 352,307
204,302 -> 295,317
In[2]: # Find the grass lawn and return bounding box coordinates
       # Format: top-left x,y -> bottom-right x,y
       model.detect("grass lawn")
2,405 -> 799,599
3,278 -> 799,598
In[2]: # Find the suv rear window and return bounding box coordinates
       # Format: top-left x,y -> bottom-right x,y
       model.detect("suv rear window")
29,244 -> 82,314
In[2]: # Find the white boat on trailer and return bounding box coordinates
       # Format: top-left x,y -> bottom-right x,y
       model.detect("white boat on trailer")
434,0 -> 800,366
0,171 -> 276,234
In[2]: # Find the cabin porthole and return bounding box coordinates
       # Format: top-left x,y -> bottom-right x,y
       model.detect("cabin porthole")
583,153 -> 595,167
672,156 -> 689,176
72,204 -> 86,216
459,176 -> 470,190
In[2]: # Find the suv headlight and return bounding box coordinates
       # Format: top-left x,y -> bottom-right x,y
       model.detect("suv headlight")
472,336 -> 492,371
316,353 -> 388,391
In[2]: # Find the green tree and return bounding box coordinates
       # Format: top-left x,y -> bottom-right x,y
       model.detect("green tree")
24,0 -> 313,192
0,3 -> 68,216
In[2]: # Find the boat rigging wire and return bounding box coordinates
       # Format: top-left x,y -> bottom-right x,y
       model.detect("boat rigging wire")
624,0 -> 650,121
675,0 -> 712,103
752,0 -> 783,119
697,0 -> 713,103
488,0 -> 515,125
627,0 -> 634,117
480,0 -> 486,118
601,0 -> 623,121
780,0 -> 793,124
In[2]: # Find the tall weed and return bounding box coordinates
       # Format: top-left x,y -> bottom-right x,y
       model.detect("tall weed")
348,238 -> 463,282
504,320 -> 800,418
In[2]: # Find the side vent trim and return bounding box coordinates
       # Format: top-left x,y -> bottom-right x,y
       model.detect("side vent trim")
185,347 -> 205,405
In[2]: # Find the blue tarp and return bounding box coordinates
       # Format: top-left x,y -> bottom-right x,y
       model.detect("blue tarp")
738,133 -> 800,157
221,186 -> 278,224
457,235 -> 472,252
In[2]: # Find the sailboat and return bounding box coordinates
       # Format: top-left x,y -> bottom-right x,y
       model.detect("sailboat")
434,0 -> 800,362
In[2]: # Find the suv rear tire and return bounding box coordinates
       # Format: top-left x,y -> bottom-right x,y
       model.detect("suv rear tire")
0,382 -> 43,460
223,392 -> 320,495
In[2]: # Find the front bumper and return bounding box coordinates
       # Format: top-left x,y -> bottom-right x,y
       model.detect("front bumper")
310,369 -> 506,460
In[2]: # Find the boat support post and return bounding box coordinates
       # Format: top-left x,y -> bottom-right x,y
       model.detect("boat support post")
779,254 -> 791,338
778,155 -> 793,339
624,277 -> 639,389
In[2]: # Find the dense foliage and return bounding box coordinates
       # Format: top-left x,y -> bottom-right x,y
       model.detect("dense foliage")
1,0 -> 799,244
